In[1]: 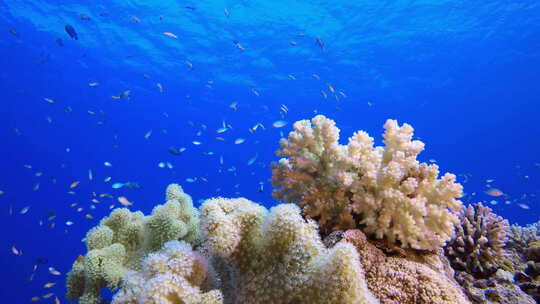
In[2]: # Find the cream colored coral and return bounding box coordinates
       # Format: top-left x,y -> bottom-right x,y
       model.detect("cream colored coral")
66,184 -> 201,304
66,244 -> 127,304
165,183 -> 201,246
200,197 -> 379,304
112,241 -> 223,304
66,255 -> 86,301
272,115 -> 463,250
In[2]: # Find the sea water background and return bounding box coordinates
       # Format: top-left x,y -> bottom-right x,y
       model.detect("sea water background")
1,0 -> 539,302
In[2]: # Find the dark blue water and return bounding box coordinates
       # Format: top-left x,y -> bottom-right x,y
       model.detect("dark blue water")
1,1 -> 539,302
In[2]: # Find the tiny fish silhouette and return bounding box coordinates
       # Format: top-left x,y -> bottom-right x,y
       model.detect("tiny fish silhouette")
64,24 -> 78,40
315,37 -> 324,50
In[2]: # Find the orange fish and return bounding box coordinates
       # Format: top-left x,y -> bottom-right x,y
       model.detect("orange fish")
485,188 -> 504,197
321,90 -> 327,99
70,181 -> 80,189
118,196 -> 132,206
49,267 -> 61,276
327,83 -> 335,93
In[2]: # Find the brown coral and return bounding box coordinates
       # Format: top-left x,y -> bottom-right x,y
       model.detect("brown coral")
340,229 -> 470,304
444,203 -> 509,279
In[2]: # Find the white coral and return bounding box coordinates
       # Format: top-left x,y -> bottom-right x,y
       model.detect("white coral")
272,115 -> 463,250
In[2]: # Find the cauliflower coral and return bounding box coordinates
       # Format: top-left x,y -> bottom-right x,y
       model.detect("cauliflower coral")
271,115 -> 463,250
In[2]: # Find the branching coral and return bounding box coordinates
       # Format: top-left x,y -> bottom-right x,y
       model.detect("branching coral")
444,203 -> 509,278
507,221 -> 540,254
66,184 -> 201,304
271,115 -> 463,250
506,221 -> 540,302
112,240 -> 223,304
200,197 -> 379,304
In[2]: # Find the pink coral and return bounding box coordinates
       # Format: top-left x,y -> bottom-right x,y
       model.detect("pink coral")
272,115 -> 463,250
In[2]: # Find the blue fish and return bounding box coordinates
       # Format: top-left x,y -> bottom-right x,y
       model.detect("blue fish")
64,24 -> 78,40
112,182 -> 124,189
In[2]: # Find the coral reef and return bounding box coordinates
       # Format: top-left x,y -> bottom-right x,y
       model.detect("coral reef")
441,203 -> 534,303
200,197 -> 379,304
507,221 -> 540,259
64,116 -> 540,304
515,261 -> 540,303
66,185 -> 539,304
271,114 -> 463,250
112,240 -> 223,304
66,184 -> 201,304
339,229 -> 470,304
455,270 -> 535,304
506,222 -> 540,302
445,202 -> 510,278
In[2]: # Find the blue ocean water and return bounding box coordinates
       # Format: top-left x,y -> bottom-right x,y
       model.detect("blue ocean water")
1,0 -> 539,302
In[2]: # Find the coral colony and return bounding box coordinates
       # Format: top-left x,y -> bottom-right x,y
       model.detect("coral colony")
67,115 -> 537,304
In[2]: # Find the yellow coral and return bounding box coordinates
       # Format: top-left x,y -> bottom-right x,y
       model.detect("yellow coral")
201,197 -> 379,304
66,256 -> 86,300
85,226 -> 113,251
66,244 -> 127,304
165,183 -> 202,245
112,241 -> 223,304
272,115 -> 463,250
66,184 -> 201,304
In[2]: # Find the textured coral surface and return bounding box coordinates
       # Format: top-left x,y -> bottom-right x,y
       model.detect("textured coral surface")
66,184 -> 200,304
507,222 -> 540,303
200,197 -> 379,304
340,229 -> 471,304
112,240 -> 223,304
445,202 -> 510,278
272,115 -> 463,250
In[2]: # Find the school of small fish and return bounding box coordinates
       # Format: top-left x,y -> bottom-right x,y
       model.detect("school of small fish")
2,3 -> 538,304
